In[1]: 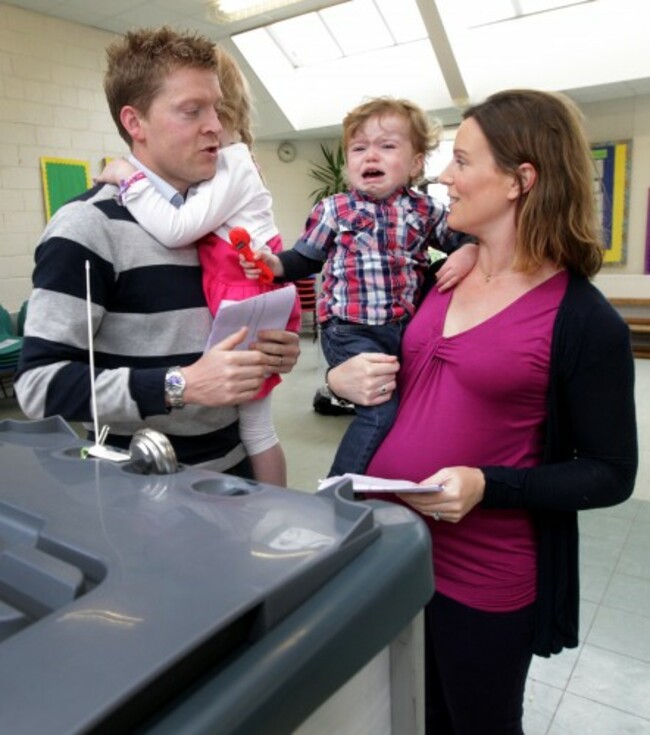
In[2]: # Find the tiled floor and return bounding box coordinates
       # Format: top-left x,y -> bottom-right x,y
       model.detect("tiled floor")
2,338 -> 649,734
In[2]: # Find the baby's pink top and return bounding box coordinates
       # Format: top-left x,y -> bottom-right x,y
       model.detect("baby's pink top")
367,272 -> 568,611
198,232 -> 301,400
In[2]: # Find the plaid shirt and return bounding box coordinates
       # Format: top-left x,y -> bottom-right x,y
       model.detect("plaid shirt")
294,187 -> 460,325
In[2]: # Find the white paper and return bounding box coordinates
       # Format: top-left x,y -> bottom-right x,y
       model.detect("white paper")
83,444 -> 131,462
205,284 -> 297,351
318,473 -> 444,494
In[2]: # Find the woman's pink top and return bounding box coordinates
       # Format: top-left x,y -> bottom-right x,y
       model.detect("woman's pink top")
198,232 -> 302,400
367,272 -> 568,611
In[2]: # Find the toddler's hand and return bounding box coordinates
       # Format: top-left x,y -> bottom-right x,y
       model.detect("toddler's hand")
239,250 -> 282,281
95,158 -> 137,185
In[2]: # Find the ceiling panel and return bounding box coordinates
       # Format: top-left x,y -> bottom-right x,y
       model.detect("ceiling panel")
2,0 -> 648,140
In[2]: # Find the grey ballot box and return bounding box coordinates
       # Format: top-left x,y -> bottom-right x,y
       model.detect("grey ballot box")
0,417 -> 433,734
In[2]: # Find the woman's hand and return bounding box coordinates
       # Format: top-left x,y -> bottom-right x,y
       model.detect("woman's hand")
327,353 -> 399,406
397,467 -> 486,523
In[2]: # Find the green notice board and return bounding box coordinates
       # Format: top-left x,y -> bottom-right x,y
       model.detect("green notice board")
40,157 -> 92,220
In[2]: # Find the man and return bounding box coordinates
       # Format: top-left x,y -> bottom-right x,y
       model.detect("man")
15,27 -> 299,475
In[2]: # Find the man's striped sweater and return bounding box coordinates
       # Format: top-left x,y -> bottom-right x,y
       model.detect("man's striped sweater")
16,184 -> 245,469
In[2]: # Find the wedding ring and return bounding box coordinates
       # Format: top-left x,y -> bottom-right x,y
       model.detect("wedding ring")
278,355 -> 283,367
432,511 -> 442,522
380,384 -> 387,395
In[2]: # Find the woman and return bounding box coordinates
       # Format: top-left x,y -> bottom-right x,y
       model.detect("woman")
327,89 -> 638,734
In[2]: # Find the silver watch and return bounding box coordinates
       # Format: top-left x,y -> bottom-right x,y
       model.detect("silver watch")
164,367 -> 186,409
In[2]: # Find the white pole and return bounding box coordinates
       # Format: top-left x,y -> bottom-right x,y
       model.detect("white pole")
85,260 -> 101,444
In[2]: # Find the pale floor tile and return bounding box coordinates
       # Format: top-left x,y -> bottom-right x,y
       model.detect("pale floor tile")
602,572 -> 650,617
548,693 -> 650,734
527,600 -> 597,690
586,606 -> 650,663
617,540 -> 650,581
579,560 -> 617,605
626,518 -> 650,550
567,645 -> 650,721
523,678 -> 564,734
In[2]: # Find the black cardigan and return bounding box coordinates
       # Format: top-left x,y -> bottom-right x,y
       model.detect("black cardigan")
480,273 -> 638,656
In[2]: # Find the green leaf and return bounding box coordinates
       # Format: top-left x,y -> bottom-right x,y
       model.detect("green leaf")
307,143 -> 348,205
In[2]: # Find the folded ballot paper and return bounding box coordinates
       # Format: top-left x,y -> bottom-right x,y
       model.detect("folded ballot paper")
318,473 -> 444,494
205,284 -> 297,352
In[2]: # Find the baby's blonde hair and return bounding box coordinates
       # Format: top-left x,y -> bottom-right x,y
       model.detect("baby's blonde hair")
342,97 -> 442,184
214,46 -> 254,149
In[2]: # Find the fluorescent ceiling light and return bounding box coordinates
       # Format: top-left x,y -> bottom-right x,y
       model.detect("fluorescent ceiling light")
211,0 -> 305,22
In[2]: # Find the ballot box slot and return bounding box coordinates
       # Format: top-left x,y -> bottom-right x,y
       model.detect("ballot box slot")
190,477 -> 262,496
0,502 -> 105,643
87,604 -> 264,734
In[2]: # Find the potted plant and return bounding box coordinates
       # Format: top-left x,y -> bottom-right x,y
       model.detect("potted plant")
308,143 -> 347,205
306,143 -> 355,416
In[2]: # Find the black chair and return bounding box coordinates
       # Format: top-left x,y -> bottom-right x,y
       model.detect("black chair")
0,305 -> 23,399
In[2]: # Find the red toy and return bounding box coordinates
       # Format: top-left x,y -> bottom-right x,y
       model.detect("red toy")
228,227 -> 275,284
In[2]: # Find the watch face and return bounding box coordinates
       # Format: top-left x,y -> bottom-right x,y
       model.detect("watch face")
165,368 -> 186,408
168,375 -> 183,392
278,141 -> 296,162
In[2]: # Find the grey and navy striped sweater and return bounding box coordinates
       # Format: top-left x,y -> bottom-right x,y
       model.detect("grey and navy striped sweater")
16,183 -> 245,468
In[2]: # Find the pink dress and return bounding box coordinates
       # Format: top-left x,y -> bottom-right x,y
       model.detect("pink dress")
198,232 -> 302,399
367,272 -> 568,611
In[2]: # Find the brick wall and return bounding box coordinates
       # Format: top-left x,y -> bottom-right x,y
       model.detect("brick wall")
0,4 -> 125,311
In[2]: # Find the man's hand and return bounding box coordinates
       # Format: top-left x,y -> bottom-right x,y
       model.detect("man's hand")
182,327 -> 269,407
251,329 -> 300,374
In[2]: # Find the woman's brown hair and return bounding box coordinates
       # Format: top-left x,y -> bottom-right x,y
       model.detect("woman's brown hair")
463,89 -> 603,277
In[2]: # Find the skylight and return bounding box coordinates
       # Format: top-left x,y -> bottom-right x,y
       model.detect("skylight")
234,0 -> 427,70
231,0 -> 640,138
463,0 -> 595,28
232,0 -> 441,131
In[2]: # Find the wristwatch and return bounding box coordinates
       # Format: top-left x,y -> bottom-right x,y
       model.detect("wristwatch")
164,367 -> 186,409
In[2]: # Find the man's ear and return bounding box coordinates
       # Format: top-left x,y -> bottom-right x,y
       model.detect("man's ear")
120,105 -> 146,143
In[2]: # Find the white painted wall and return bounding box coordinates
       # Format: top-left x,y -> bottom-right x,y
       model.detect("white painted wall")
0,5 -> 124,310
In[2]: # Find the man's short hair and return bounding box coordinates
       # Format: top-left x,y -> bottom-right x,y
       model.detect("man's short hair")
104,26 -> 219,146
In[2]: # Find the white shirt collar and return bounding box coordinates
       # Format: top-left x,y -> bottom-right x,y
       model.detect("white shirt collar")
127,155 -> 185,208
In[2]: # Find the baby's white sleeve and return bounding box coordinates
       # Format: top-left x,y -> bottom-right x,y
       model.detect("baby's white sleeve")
121,144 -> 267,248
